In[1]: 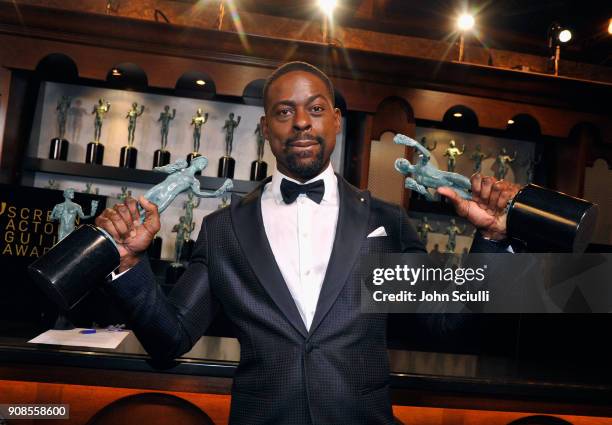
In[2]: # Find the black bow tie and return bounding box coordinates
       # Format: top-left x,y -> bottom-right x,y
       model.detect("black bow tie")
280,178 -> 325,204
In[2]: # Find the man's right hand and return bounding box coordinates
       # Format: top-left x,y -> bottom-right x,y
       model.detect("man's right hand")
95,196 -> 160,273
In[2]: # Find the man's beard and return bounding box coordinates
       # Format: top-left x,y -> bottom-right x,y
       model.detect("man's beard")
284,134 -> 326,180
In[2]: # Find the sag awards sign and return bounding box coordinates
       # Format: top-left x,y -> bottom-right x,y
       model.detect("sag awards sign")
0,184 -> 105,321
0,185 -> 104,258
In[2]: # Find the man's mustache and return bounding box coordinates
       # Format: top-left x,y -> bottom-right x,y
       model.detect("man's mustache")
285,133 -> 325,146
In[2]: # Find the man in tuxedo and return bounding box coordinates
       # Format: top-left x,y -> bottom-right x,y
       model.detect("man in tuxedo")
97,62 -> 518,424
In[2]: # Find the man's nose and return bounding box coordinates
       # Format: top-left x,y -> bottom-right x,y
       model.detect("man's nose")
292,108 -> 311,132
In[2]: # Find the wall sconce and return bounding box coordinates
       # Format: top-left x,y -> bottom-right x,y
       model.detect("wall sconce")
318,0 -> 337,43
547,22 -> 572,76
456,13 -> 475,62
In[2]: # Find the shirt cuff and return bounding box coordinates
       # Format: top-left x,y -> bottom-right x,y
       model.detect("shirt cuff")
110,268 -> 130,281
480,232 -> 515,253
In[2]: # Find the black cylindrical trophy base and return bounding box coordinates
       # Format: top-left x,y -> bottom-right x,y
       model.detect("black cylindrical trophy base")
250,160 -> 268,181
166,264 -> 185,285
27,225 -> 120,311
153,149 -> 171,168
187,152 -> 202,176
218,156 -> 235,178
181,240 -> 194,261
507,184 -> 598,253
86,142 -> 105,165
120,146 -> 138,168
147,236 -> 163,260
49,138 -> 69,160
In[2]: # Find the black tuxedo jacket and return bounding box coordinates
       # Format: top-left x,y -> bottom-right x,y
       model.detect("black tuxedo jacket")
109,175 -> 504,425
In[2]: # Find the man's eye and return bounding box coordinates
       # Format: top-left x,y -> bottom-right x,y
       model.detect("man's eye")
277,108 -> 293,116
311,105 -> 324,113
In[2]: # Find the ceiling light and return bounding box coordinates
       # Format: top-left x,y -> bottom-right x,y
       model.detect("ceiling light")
111,68 -> 121,77
196,79 -> 206,86
558,29 -> 572,43
457,14 -> 475,31
453,112 -> 463,118
318,0 -> 337,18
507,119 -> 515,125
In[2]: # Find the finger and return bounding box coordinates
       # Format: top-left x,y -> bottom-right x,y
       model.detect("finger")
139,196 -> 161,234
113,203 -> 135,233
479,176 -> 495,205
106,208 -> 130,240
470,173 -> 483,199
95,214 -> 123,243
437,187 -> 469,217
488,181 -> 504,212
124,197 -> 140,224
497,188 -> 514,211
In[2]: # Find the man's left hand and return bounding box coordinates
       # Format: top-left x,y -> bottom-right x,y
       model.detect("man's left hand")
437,174 -> 521,240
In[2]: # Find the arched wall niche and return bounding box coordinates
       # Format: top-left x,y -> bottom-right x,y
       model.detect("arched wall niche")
368,96 -> 415,206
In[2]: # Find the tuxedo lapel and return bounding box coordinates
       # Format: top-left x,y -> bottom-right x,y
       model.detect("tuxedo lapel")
308,176 -> 370,338
230,179 -> 309,339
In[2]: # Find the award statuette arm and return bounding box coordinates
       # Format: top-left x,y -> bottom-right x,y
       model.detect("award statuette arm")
96,197 -> 219,361
190,179 -> 233,198
78,200 -> 99,220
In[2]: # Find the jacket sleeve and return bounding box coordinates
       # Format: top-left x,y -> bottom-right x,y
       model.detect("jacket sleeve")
106,218 -> 220,362
399,206 -> 427,254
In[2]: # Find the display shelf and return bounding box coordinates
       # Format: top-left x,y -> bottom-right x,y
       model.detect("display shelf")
23,157 -> 261,194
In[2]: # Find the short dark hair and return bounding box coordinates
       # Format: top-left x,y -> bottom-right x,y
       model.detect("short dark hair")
263,61 -> 335,110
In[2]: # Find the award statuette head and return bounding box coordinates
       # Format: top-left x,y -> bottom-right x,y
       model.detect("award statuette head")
28,156 -> 233,311
393,133 -> 598,253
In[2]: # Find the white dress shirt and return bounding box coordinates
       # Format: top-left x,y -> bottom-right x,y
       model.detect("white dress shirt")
261,164 -> 339,331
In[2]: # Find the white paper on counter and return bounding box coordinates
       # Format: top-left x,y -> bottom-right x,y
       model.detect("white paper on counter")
28,328 -> 130,349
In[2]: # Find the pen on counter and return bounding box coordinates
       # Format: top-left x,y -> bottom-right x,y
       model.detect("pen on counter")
79,329 -> 97,334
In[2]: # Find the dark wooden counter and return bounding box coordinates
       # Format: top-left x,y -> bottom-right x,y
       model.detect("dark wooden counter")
1,330 -> 612,424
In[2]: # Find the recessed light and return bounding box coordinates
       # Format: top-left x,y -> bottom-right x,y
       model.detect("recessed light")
453,112 -> 463,118
196,79 -> 206,86
507,119 -> 515,125
111,68 -> 122,77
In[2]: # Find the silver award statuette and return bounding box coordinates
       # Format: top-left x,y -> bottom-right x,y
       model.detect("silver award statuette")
250,123 -> 268,181
218,112 -> 241,178
120,102 -> 145,168
187,108 -> 208,171
154,105 -> 176,168
49,95 -> 72,160
86,98 -> 110,164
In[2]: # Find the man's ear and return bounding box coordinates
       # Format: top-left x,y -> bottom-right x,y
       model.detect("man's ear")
260,115 -> 269,141
334,108 -> 341,135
